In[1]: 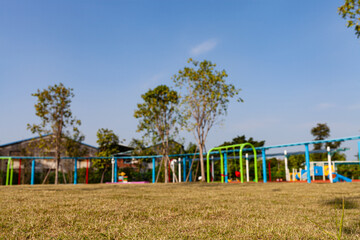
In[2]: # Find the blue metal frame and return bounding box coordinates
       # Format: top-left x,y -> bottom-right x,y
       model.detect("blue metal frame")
114,158 -> 118,183
31,158 -> 35,185
152,157 -> 156,183
224,152 -> 228,183
74,158 -> 78,185
304,144 -> 311,183
182,157 -> 186,182
262,149 -> 267,183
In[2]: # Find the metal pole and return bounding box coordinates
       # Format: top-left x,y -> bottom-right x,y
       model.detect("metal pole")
224,152 -> 228,183
6,158 -> 10,186
74,158 -> 78,185
111,158 -> 114,183
284,150 -> 289,181
182,157 -> 186,182
189,158 -> 192,182
305,144 -> 311,183
152,157 -> 156,183
211,156 -> 214,182
10,159 -> 13,186
327,146 -> 333,183
262,149 -> 267,183
31,158 -> 35,185
171,160 -> 175,183
114,157 -> 118,183
292,168 -> 295,181
245,153 -> 249,182
178,158 -> 181,183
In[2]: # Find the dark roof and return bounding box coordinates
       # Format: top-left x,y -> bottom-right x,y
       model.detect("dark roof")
0,135 -> 98,149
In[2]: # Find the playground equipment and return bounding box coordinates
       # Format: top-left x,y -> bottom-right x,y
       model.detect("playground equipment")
206,143 -> 258,183
2,135 -> 360,185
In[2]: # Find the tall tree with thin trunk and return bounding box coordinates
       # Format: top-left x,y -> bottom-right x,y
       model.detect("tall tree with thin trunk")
134,85 -> 180,183
173,59 -> 242,182
27,83 -> 81,184
94,128 -> 122,183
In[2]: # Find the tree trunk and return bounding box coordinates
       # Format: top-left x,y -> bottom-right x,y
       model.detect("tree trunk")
61,162 -> 67,184
42,168 -> 52,184
199,147 -> 205,182
164,156 -> 168,183
156,157 -> 164,183
100,168 -> 107,183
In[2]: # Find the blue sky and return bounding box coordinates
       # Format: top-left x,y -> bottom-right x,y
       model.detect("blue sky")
1,1 -> 360,158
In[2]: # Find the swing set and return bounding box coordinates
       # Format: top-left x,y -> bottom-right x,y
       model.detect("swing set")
206,143 -> 258,183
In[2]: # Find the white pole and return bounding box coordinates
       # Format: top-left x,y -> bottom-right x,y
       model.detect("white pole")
284,150 -> 289,181
171,160 -> 175,183
322,162 -> 325,181
111,158 -> 115,183
178,158 -> 181,183
311,162 -> 315,181
327,146 -> 333,183
211,156 -> 214,182
245,153 -> 249,182
292,168 -> 295,181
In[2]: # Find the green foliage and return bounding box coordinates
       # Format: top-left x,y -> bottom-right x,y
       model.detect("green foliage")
27,83 -> 81,184
311,123 -> 343,161
219,135 -> 265,149
134,85 -> 180,145
311,123 -> 330,150
129,138 -> 157,156
185,142 -> 198,154
173,59 -> 242,181
285,154 -> 306,174
64,132 -> 88,157
134,85 -> 180,183
337,164 -> 360,179
93,128 -> 121,170
338,0 -> 360,38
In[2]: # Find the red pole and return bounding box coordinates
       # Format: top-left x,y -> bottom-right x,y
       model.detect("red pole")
18,158 -> 22,185
86,159 -> 89,184
168,160 -> 171,182
268,161 -> 272,182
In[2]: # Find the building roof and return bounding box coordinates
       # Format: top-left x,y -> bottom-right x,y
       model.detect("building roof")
0,135 -> 98,149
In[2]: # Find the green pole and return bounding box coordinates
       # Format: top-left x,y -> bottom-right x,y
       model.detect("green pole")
9,158 -> 13,186
239,146 -> 244,183
220,150 -> 224,183
6,158 -> 10,186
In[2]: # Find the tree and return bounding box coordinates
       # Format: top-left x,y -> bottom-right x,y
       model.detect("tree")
219,135 -> 265,149
338,0 -> 360,38
27,83 -> 81,184
173,59 -> 241,182
311,123 -> 330,151
134,85 -> 180,183
311,123 -> 343,161
94,128 -> 122,183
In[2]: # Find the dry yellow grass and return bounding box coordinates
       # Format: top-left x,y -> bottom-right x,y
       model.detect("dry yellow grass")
1,182 -> 360,239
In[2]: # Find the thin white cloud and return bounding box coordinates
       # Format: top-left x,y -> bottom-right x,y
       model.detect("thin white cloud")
190,39 -> 218,56
140,73 -> 165,90
347,104 -> 360,110
315,103 -> 337,110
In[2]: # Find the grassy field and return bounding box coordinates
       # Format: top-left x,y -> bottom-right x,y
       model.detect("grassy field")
1,183 -> 360,239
